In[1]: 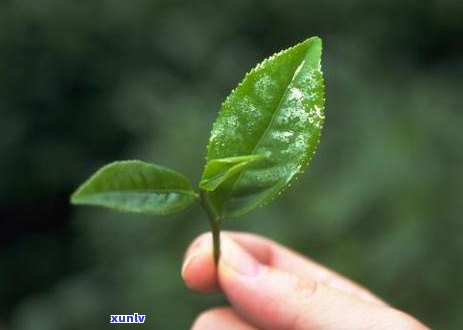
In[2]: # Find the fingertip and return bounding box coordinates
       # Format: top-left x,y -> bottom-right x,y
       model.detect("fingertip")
183,233 -> 266,295
182,234 -> 219,293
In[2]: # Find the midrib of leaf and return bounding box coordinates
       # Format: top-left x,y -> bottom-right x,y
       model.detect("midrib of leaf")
78,189 -> 197,197
249,59 -> 306,157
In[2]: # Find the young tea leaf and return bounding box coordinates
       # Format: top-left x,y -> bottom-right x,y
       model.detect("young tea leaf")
202,37 -> 325,218
71,160 -> 198,215
199,154 -> 268,191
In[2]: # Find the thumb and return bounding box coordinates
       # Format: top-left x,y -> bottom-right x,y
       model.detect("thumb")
218,235 -> 426,330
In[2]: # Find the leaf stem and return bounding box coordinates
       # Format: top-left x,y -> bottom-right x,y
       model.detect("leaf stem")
199,190 -> 222,266
209,215 -> 221,266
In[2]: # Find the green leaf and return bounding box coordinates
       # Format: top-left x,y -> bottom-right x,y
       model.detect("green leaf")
202,36 -> 325,218
199,154 -> 268,192
71,160 -> 198,215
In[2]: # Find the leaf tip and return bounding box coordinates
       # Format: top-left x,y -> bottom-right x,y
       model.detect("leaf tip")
69,183 -> 86,205
69,191 -> 78,205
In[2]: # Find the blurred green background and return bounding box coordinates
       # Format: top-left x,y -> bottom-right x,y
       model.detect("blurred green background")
1,0 -> 462,329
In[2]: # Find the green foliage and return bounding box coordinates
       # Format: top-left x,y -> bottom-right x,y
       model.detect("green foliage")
202,37 -> 324,218
200,155 -> 267,192
71,37 -> 325,262
71,161 -> 198,215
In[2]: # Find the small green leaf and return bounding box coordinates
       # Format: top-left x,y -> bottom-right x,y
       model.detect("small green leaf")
71,160 -> 198,215
199,154 -> 268,191
203,36 -> 325,218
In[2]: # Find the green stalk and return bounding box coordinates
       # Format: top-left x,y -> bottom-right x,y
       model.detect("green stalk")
199,190 -> 222,265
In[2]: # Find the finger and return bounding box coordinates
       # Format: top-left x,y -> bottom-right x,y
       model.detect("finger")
229,232 -> 385,305
182,233 -> 218,293
191,307 -> 258,330
219,235 -> 428,330
182,231 -> 383,305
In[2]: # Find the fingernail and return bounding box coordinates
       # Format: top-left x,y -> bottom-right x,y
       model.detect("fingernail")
221,235 -> 262,277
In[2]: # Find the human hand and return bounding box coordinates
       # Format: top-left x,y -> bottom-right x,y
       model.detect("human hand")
182,232 -> 429,330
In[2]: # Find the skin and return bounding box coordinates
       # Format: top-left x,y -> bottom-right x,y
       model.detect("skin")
181,232 -> 429,330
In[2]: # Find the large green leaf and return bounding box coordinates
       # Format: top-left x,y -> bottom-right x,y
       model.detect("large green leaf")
71,160 -> 198,215
202,37 -> 325,218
